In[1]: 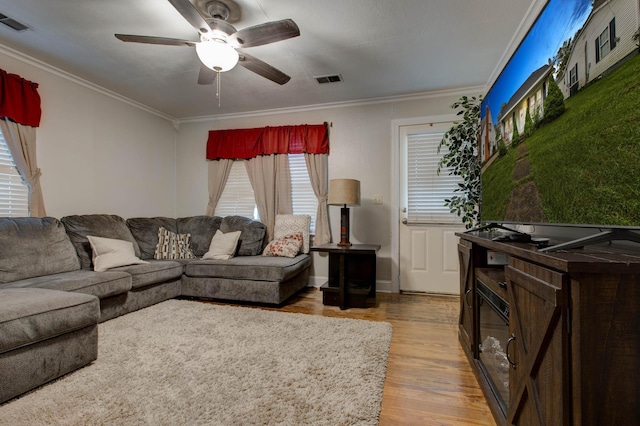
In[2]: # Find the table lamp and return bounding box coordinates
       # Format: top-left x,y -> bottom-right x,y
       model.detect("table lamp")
328,179 -> 361,246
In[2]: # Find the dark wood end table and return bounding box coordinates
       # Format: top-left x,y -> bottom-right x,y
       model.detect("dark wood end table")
310,243 -> 381,309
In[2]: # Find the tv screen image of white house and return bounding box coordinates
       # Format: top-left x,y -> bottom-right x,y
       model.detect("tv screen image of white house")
479,0 -> 640,229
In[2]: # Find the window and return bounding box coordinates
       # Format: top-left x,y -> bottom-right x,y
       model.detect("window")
0,128 -> 29,217
215,155 -> 318,231
597,27 -> 610,60
569,63 -> 578,87
595,18 -> 616,63
404,129 -> 463,224
215,160 -> 258,219
289,154 -> 318,232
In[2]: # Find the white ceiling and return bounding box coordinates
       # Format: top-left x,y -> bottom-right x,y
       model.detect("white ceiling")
0,0 -> 533,120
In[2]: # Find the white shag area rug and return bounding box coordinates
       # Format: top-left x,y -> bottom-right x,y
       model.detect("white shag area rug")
0,300 -> 392,426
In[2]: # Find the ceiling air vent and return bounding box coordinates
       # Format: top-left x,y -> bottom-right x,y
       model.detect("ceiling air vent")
315,74 -> 343,84
0,13 -> 29,32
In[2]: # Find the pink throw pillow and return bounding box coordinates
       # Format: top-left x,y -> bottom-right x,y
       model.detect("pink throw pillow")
262,232 -> 303,258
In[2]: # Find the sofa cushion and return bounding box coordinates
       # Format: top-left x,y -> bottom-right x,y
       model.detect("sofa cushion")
0,217 -> 80,283
61,215 -> 142,269
0,269 -> 132,299
126,217 -> 178,260
176,216 -> 222,257
113,260 -> 183,289
0,288 -> 99,355
184,254 -> 311,282
220,216 -> 267,256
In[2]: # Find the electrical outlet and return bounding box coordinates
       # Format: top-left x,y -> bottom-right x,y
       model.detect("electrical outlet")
373,195 -> 383,205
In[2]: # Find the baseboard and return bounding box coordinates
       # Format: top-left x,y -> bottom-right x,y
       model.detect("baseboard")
375,280 -> 394,293
308,276 -> 327,288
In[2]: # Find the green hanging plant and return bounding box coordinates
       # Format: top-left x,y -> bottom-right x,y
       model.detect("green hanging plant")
437,95 -> 482,229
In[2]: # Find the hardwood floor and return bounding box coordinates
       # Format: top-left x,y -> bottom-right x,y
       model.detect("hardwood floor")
219,288 -> 496,425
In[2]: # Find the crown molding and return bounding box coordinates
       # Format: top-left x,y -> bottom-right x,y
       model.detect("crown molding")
0,43 -> 175,122
177,85 -> 485,124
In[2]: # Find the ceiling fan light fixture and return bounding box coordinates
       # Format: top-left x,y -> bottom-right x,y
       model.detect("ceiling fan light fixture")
196,40 -> 239,72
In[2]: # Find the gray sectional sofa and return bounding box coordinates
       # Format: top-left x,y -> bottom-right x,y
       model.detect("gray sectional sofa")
0,214 -> 311,403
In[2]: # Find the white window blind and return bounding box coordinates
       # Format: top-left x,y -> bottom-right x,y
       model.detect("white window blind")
215,160 -> 259,219
0,129 -> 29,217
406,132 -> 462,224
289,154 -> 317,232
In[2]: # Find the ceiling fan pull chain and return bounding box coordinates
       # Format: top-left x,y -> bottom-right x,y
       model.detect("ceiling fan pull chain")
216,69 -> 222,108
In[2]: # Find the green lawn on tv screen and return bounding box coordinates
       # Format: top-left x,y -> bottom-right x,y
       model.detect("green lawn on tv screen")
482,53 -> 640,226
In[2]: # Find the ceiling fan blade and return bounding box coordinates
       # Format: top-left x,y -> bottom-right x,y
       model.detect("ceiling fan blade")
238,52 -> 291,85
229,19 -> 300,48
167,0 -> 212,34
198,63 -> 217,85
115,34 -> 197,47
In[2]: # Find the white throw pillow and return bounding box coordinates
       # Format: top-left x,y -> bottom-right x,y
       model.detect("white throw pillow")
202,229 -> 242,260
86,235 -> 149,272
274,215 -> 311,254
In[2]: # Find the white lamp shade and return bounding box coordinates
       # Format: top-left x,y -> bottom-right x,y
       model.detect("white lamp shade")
328,179 -> 361,206
196,40 -> 239,72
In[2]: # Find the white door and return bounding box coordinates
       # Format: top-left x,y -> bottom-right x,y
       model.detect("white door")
399,123 -> 465,294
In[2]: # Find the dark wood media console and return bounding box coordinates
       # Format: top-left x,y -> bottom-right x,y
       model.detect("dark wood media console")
457,231 -> 640,426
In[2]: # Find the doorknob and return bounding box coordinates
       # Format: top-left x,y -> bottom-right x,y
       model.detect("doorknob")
401,207 -> 407,213
402,218 -> 408,224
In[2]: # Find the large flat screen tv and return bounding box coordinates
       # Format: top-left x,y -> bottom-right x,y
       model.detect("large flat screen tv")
479,0 -> 640,250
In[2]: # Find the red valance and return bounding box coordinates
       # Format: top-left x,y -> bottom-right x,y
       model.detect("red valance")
0,69 -> 42,127
206,123 -> 329,160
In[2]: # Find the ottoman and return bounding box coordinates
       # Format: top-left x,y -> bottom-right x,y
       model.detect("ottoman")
0,288 -> 100,403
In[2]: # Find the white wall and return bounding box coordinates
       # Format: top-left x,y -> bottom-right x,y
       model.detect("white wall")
175,91 -> 475,291
0,46 -> 177,219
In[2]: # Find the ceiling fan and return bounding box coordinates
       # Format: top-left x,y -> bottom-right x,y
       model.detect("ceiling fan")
114,0 -> 300,86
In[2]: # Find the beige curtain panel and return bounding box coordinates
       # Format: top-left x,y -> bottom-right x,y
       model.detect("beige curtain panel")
305,153 -> 330,245
1,119 -> 46,217
206,158 -> 234,216
245,154 -> 292,240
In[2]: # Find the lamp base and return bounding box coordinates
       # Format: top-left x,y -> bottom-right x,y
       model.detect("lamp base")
338,206 -> 352,247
